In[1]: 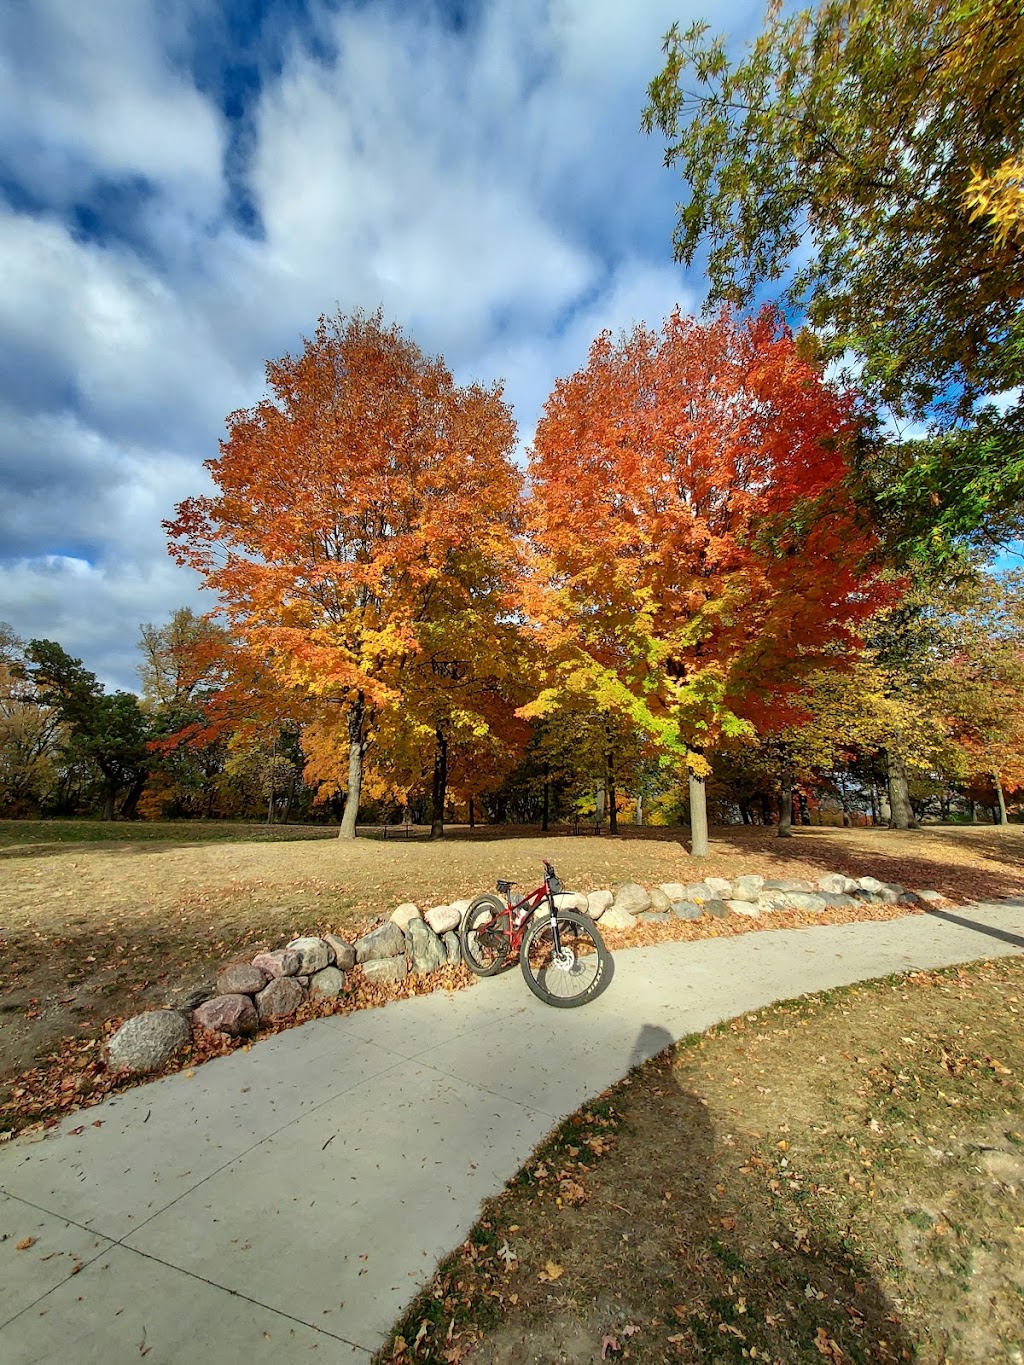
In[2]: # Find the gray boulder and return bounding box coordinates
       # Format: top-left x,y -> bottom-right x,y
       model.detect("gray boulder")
356,921 -> 407,963
361,956 -> 408,986
705,876 -> 733,897
442,930 -> 462,965
613,882 -> 651,915
679,882 -> 714,902
725,899 -> 759,918
857,876 -> 886,893
324,933 -> 356,971
817,872 -> 858,894
658,882 -> 689,902
648,887 -> 673,912
216,963 -> 268,996
818,891 -> 856,909
600,903 -> 637,930
193,993 -> 258,1037
406,918 -> 447,974
286,937 -> 332,974
703,898 -> 729,919
671,900 -> 704,920
762,878 -> 816,893
788,892 -> 828,913
732,874 -> 764,902
309,966 -> 346,998
252,949 -> 302,978
107,1010 -> 191,1074
256,976 -> 305,1022
637,910 -> 672,923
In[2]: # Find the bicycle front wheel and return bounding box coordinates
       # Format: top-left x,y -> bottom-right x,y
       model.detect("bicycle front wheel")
460,893 -> 512,976
519,909 -> 611,1007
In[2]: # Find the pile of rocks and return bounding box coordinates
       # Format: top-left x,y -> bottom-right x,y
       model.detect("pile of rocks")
104,871 -> 933,1076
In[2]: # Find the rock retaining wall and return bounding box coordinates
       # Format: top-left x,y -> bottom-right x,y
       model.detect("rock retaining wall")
105,871 -> 938,1074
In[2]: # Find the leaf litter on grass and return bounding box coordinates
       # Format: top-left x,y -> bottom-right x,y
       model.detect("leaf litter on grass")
381,956 -> 1024,1364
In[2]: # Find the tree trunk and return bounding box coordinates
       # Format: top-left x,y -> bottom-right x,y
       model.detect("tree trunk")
120,773 -> 146,820
607,759 -> 618,834
469,797 -> 475,829
635,793 -> 644,826
338,693 -> 366,840
429,727 -> 448,840
797,790 -> 811,826
688,770 -> 709,858
740,802 -> 752,825
594,780 -> 605,824
759,792 -> 772,826
777,766 -> 793,838
541,766 -> 550,833
884,749 -> 916,830
101,785 -> 116,822
994,773 -> 1008,826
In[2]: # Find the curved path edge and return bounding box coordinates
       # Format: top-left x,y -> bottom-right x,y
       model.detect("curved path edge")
2,898 -> 1024,1362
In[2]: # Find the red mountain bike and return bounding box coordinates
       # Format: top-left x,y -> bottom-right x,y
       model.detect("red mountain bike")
459,860 -> 611,1008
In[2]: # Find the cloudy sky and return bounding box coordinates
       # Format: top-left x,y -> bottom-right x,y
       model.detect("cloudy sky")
0,0 -> 762,692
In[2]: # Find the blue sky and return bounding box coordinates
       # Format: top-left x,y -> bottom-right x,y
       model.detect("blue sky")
1,0 -> 762,690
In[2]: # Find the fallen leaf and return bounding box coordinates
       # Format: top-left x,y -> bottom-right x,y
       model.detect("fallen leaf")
16,1237 -> 37,1251
539,1259 -> 564,1282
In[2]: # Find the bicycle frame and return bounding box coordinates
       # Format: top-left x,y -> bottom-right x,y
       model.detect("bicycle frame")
490,866 -> 566,958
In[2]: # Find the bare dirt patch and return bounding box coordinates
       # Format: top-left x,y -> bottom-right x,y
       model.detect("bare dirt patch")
385,956 -> 1024,1365
1,822 -> 1021,1128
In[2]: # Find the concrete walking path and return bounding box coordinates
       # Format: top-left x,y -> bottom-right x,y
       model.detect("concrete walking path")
2,899 -> 1024,1363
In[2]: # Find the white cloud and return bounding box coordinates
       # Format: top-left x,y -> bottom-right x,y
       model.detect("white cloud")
0,0 -> 226,222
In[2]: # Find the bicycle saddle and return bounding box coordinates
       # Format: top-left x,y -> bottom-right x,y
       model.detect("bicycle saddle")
495,879 -> 516,896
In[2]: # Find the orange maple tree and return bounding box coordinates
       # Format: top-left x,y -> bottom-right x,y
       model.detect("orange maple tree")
166,310 -> 522,837
526,306 -> 891,853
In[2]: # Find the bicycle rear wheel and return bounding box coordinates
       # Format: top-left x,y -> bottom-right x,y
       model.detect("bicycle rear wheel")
519,909 -> 611,1007
459,893 -> 512,976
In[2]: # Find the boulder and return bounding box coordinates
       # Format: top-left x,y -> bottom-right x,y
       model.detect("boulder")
286,936 -> 332,974
703,898 -> 729,919
856,876 -> 886,893
406,918 -> 447,974
450,899 -> 473,916
390,902 -> 422,931
705,876 -> 733,897
193,993 -> 258,1038
914,888 -> 945,903
732,874 -> 764,902
216,963 -> 268,996
586,890 -> 613,918
442,930 -> 462,965
758,890 -> 796,911
638,910 -> 672,922
613,882 -> 651,915
361,956 -> 408,986
818,892 -> 856,909
817,872 -> 855,894
425,904 -> 460,934
762,878 -> 816,893
309,966 -> 346,998
671,900 -> 704,920
648,887 -> 673,912
788,892 -> 828,913
679,882 -> 714,902
553,891 -> 589,913
725,899 -> 759,919
356,922 -> 407,964
600,903 -> 637,930
876,886 -> 903,904
107,1010 -> 191,1074
324,933 -> 356,971
256,976 -> 305,1022
252,949 -> 302,979
658,883 -> 690,902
